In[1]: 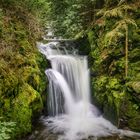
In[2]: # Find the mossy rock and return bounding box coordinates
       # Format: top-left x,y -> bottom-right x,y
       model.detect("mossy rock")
131,82 -> 140,94
119,98 -> 140,132
128,116 -> 140,132
11,83 -> 43,136
126,81 -> 140,102
103,100 -> 118,126
91,76 -> 125,126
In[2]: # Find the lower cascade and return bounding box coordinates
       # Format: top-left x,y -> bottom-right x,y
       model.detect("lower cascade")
37,42 -> 140,140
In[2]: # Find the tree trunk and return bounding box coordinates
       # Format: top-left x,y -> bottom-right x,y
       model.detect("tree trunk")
125,26 -> 128,78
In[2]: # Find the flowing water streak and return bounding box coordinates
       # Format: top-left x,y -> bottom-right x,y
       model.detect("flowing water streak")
37,42 -> 140,140
45,69 -> 75,115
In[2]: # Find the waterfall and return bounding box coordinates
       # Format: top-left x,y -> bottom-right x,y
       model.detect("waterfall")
38,42 -> 97,117
37,42 -> 140,140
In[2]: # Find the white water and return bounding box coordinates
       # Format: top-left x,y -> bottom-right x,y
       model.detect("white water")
38,42 -> 140,140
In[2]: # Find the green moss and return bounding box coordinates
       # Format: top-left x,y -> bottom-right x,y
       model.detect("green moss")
11,83 -> 43,136
86,2 -> 140,131
119,97 -> 140,131
129,116 -> 140,131
92,76 -> 125,125
0,3 -> 47,139
91,68 -> 140,130
130,82 -> 140,94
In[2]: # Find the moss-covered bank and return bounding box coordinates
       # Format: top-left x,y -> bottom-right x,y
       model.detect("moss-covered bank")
75,0 -> 140,132
0,1 -> 48,139
83,1 -> 140,132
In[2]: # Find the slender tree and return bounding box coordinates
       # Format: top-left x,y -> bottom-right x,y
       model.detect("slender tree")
97,2 -> 137,77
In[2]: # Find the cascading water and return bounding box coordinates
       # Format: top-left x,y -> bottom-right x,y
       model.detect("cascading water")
37,42 -> 140,140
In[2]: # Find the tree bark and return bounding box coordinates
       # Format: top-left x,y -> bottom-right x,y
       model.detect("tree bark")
125,25 -> 128,78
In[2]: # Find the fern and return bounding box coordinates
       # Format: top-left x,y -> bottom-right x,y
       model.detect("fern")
96,8 -> 106,16
103,7 -> 123,18
101,1 -> 137,77
118,0 -> 125,6
114,18 -> 137,34
97,4 -> 134,18
105,29 -> 124,46
0,119 -> 16,140
104,17 -> 137,46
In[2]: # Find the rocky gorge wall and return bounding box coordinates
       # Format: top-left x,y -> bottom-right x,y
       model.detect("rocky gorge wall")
0,2 -> 48,139
77,5 -> 140,132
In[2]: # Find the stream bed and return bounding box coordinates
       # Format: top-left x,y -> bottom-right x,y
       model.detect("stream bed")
23,116 -> 139,140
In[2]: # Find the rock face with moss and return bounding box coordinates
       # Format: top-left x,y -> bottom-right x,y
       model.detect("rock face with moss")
0,1 -> 48,138
85,1 -> 140,132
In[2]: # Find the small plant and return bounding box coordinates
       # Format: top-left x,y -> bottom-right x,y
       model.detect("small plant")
0,118 -> 16,140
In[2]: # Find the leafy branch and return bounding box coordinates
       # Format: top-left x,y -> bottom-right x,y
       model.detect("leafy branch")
97,3 -> 137,78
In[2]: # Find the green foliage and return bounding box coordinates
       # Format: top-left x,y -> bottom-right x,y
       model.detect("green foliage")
0,0 -> 48,138
10,83 -> 43,135
0,8 -> 3,36
0,119 -> 16,140
97,4 -> 134,18
97,2 -> 137,47
87,0 -> 140,130
104,18 -> 137,46
45,0 -> 97,37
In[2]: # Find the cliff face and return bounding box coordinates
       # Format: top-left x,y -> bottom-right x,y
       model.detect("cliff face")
0,1 -> 48,138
